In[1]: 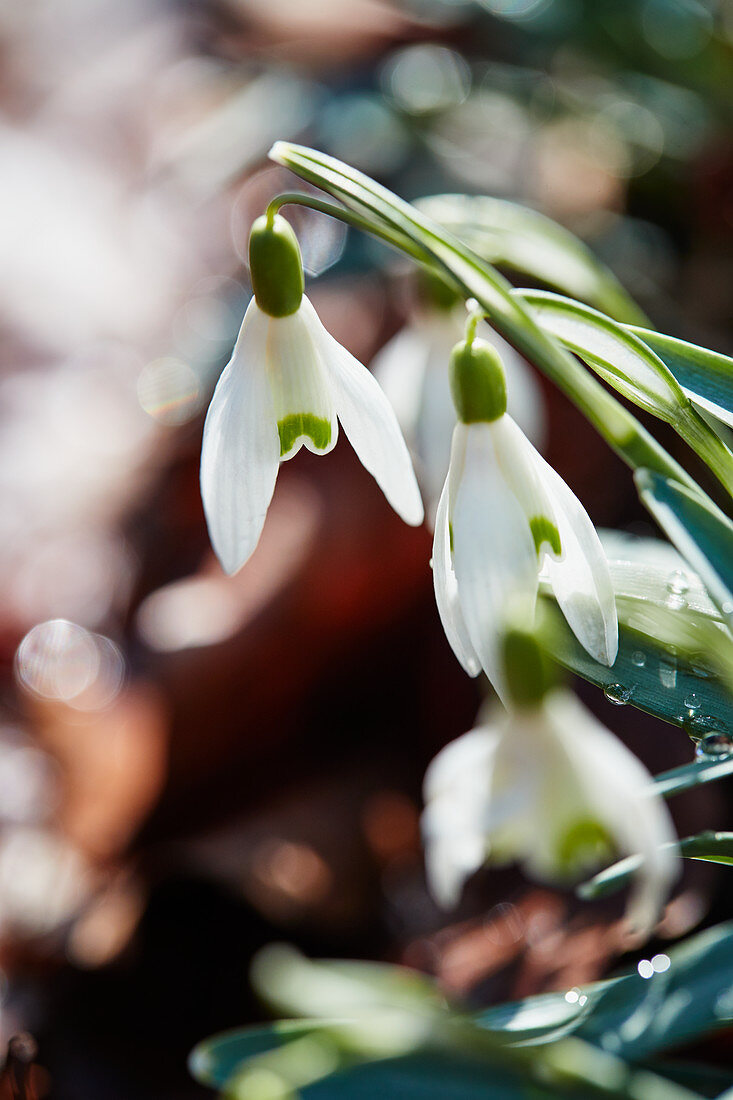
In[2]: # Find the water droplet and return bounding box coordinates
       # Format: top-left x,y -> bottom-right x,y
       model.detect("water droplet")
689,659 -> 714,680
637,959 -> 654,979
631,651 -> 646,668
565,988 -> 581,1004
696,732 -> 733,759
689,713 -> 725,737
651,953 -> 670,973
684,693 -> 701,712
604,683 -> 633,706
722,600 -> 733,616
666,569 -> 689,596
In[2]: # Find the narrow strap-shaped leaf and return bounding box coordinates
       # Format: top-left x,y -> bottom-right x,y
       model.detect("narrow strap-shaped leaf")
479,921 -> 733,1061
654,756 -> 733,797
515,289 -> 686,419
635,471 -> 733,629
415,194 -> 649,325
515,290 -> 733,495
628,327 -> 733,430
541,592 -> 733,733
579,832 -> 733,901
269,143 -> 699,498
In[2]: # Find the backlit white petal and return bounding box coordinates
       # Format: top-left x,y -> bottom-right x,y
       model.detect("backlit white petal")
302,297 -> 424,526
423,724 -> 499,803
266,306 -> 338,459
432,474 -> 482,678
370,326 -> 429,441
452,424 -> 538,702
541,692 -> 678,935
422,725 -> 501,906
493,416 -> 617,666
534,457 -> 618,666
200,298 -> 280,575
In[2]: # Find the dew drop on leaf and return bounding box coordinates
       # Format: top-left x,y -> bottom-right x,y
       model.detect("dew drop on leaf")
604,683 -> 632,706
696,732 -> 733,759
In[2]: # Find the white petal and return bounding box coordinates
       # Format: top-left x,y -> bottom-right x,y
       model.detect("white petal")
432,471 -> 481,678
494,416 -> 617,667
423,724 -> 499,803
541,692 -> 678,935
422,725 -> 500,907
415,356 -> 457,527
200,299 -> 280,575
370,325 -> 429,441
534,455 -> 618,666
301,297 -> 424,526
266,305 -> 338,460
451,423 -> 538,702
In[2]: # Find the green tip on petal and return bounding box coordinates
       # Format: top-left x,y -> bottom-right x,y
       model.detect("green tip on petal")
529,515 -> 562,557
503,625 -> 559,707
278,413 -> 332,457
555,819 -> 614,876
249,213 -> 304,318
449,338 -> 507,423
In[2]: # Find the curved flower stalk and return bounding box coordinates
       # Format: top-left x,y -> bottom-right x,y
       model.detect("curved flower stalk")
372,297 -> 545,525
422,630 -> 679,937
200,213 -> 423,574
433,325 -> 617,699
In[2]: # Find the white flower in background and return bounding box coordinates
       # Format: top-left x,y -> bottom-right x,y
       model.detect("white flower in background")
433,332 -> 617,699
422,683 -> 679,936
200,213 -> 423,574
372,302 -> 545,524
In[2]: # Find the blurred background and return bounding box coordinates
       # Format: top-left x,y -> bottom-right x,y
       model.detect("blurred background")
0,0 -> 731,1095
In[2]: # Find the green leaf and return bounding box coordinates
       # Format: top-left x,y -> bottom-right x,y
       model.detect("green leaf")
635,471 -> 733,630
628,328 -> 733,430
638,1060 -> 733,1098
579,832 -> 733,900
192,1035 -> 555,1099
414,194 -> 648,325
478,922 -> 733,1060
191,923 -> 733,1099
540,577 -> 733,734
514,291 -> 733,495
515,290 -> 687,422
653,755 -> 733,797
269,142 -> 699,498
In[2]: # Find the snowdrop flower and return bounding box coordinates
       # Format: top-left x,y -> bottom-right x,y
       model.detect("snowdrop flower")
433,327 -> 617,699
372,279 -> 544,524
422,629 -> 678,936
200,213 -> 423,574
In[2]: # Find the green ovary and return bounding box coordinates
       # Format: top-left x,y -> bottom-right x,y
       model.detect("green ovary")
529,515 -> 562,557
278,413 -> 332,457
556,818 -> 614,874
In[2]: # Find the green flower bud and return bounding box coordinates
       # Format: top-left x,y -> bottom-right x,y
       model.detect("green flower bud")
503,626 -> 559,707
449,338 -> 507,423
249,213 -> 304,318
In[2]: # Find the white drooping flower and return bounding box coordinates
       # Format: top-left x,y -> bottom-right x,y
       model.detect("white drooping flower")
372,304 -> 545,524
433,333 -> 617,699
200,214 -> 423,574
422,688 -> 679,936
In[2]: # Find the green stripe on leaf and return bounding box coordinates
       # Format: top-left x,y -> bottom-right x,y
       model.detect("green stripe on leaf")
278,414 -> 331,457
